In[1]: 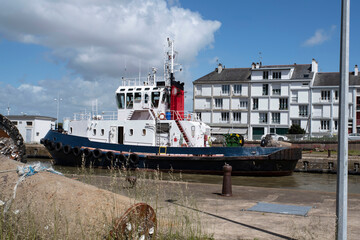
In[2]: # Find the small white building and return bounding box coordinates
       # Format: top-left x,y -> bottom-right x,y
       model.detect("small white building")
193,61 -> 360,140
7,115 -> 56,143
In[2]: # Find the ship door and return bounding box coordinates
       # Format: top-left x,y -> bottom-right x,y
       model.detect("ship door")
117,127 -> 124,144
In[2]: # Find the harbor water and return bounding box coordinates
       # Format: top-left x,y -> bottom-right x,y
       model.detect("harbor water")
29,159 -> 360,194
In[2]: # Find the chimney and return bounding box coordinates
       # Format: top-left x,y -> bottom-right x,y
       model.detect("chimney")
217,63 -> 223,74
355,65 -> 358,76
311,58 -> 318,73
256,62 -> 260,69
251,62 -> 256,69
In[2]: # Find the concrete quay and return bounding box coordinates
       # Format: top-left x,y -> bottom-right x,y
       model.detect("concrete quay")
73,173 -> 360,240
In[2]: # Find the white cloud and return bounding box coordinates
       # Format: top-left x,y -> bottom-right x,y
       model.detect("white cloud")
0,0 -> 221,117
303,25 -> 336,47
0,0 -> 221,79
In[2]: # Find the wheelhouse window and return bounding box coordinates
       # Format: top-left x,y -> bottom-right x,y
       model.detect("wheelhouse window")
126,93 -> 133,109
134,92 -> 141,102
151,92 -> 160,108
116,93 -> 125,109
144,93 -> 149,104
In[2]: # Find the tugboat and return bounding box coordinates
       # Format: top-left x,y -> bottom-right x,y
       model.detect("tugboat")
41,38 -> 301,176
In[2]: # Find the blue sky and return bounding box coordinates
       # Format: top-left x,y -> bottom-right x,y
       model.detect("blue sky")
0,0 -> 359,120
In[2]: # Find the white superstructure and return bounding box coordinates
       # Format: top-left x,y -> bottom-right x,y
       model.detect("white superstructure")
67,39 -> 211,147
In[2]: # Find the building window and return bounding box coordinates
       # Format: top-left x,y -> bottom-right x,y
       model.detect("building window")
321,120 -> 330,130
196,112 -> 202,120
233,85 -> 242,94
259,113 -> 268,123
299,105 -> 308,117
239,100 -> 248,109
263,71 -> 269,79
273,71 -> 281,79
279,98 -> 288,110
292,120 -> 301,126
215,98 -> 223,108
272,88 -> 281,96
221,112 -> 229,122
36,132 -> 39,136
222,85 -> 230,95
334,90 -> 338,100
12,121 -> 17,125
334,120 -> 338,130
26,121 -> 33,126
262,84 -> 268,95
321,90 -> 331,101
272,113 -> 280,124
233,112 -> 241,122
253,98 -> 259,110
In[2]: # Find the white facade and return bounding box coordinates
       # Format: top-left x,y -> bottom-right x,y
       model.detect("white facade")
7,115 -> 56,143
193,62 -> 360,140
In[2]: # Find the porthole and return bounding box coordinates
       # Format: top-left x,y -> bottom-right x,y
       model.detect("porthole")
129,129 -> 134,136
142,129 -> 146,136
101,129 -> 104,136
70,127 -> 73,134
93,129 -> 97,136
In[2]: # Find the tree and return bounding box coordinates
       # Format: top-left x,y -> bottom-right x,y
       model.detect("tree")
288,124 -> 306,134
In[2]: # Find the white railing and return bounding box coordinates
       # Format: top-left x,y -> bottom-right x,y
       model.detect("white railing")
73,111 -> 118,121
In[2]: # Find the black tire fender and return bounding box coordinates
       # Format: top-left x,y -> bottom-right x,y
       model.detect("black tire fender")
63,145 -> 72,154
55,142 -> 63,152
92,148 -> 103,159
72,146 -> 82,156
83,148 -> 92,157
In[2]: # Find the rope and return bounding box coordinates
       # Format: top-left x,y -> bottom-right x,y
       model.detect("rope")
3,162 -> 63,214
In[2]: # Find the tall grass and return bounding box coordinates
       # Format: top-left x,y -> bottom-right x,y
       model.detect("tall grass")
1,154 -> 214,239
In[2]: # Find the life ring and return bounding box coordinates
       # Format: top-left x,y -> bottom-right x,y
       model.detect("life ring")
159,113 -> 166,120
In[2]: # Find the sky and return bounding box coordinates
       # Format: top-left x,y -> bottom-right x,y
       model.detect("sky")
0,0 -> 359,121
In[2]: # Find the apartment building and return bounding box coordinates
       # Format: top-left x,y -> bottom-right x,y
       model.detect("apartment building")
193,60 -> 360,140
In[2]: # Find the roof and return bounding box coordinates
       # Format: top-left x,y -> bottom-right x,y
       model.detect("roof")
194,68 -> 251,83
193,64 -> 313,83
313,72 -> 360,86
6,115 -> 57,121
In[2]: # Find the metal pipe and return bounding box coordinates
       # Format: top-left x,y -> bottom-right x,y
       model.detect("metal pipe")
336,0 -> 350,239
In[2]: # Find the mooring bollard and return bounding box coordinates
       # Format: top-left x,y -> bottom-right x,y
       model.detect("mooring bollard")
222,163 -> 232,197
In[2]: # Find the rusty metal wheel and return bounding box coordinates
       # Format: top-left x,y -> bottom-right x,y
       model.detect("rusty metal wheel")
0,114 -> 26,162
110,203 -> 156,240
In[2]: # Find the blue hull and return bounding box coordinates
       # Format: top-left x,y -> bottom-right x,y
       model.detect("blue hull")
42,130 -> 301,176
